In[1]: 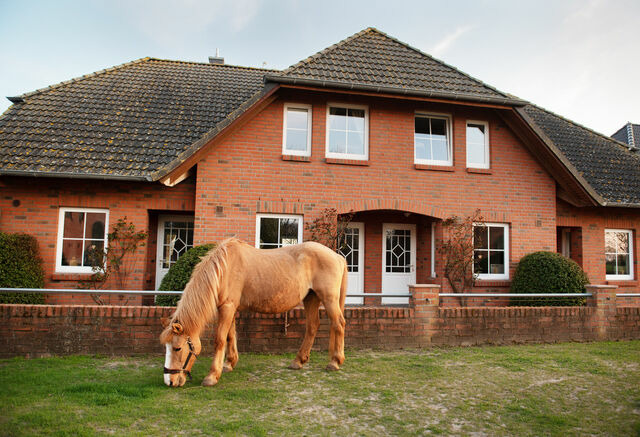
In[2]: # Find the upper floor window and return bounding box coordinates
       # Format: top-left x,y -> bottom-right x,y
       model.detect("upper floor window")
326,104 -> 368,160
605,229 -> 634,280
55,208 -> 109,273
466,121 -> 489,169
415,114 -> 452,166
473,223 -> 509,280
256,214 -> 303,249
283,104 -> 312,156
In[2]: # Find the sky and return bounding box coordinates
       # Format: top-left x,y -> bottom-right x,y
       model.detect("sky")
0,0 -> 638,136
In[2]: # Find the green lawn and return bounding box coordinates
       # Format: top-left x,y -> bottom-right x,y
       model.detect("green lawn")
1,341 -> 639,436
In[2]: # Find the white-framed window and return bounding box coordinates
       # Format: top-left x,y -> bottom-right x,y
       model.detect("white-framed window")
605,229 -> 634,280
283,103 -> 312,156
415,113 -> 453,166
255,214 -> 303,249
326,103 -> 368,160
466,120 -> 490,169
55,207 -> 109,273
473,223 -> 509,280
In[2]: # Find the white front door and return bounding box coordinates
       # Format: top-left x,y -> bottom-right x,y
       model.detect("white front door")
155,216 -> 195,289
381,223 -> 416,305
339,222 -> 365,305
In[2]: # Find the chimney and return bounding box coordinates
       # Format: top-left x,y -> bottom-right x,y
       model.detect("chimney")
208,48 -> 224,65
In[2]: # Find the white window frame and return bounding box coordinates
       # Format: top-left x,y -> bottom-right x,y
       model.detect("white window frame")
414,112 -> 453,166
466,120 -> 490,169
325,103 -> 369,161
473,222 -> 509,280
282,103 -> 312,157
55,207 -> 109,274
605,229 -> 634,280
255,213 -> 303,248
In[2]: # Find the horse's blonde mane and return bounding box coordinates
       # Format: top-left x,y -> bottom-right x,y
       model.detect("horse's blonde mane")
170,238 -> 240,336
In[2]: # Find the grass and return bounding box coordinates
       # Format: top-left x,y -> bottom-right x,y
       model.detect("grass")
1,341 -> 639,436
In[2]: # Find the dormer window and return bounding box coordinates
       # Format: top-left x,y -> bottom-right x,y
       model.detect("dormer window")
283,104 -> 312,156
415,114 -> 452,166
326,104 -> 368,160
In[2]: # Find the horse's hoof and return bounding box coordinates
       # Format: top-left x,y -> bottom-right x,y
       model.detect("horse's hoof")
325,362 -> 340,371
288,361 -> 303,370
222,363 -> 233,373
202,376 -> 218,387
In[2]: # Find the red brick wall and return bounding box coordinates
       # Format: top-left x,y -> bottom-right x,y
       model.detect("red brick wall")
0,176 -> 196,303
557,200 -> 639,299
193,90 -> 558,294
2,296 -> 638,358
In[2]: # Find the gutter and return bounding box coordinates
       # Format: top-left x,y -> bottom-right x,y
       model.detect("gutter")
264,74 -> 528,107
0,169 -> 151,182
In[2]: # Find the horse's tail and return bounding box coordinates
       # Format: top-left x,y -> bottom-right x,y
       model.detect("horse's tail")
339,258 -> 348,312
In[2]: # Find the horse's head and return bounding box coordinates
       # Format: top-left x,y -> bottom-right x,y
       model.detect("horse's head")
160,318 -> 201,387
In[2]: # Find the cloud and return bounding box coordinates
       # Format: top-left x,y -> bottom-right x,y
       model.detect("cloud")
430,26 -> 473,57
110,0 -> 263,46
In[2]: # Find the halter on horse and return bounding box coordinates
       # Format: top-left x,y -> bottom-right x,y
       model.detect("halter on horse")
163,337 -> 198,383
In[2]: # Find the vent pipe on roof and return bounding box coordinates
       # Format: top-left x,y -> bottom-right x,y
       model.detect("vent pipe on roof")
209,48 -> 224,65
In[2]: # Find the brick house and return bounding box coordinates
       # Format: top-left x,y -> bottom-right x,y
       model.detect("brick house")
1,28 -> 638,305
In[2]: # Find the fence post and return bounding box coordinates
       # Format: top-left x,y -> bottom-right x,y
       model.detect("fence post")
409,284 -> 441,346
586,284 -> 618,340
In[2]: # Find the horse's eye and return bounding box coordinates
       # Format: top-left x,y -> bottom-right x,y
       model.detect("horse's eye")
173,347 -> 182,352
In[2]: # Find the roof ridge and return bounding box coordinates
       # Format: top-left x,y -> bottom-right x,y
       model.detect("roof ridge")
370,27 -> 512,100
527,103 -> 640,155
281,27 -> 512,100
147,57 -> 280,72
282,27 -> 375,74
13,57 -> 152,101
627,122 -> 636,148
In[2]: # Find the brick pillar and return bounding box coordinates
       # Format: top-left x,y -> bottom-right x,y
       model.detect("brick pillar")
409,284 -> 440,347
586,284 -> 618,340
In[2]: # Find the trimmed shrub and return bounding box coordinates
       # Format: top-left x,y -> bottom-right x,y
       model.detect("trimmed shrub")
155,244 -> 216,306
510,251 -> 589,306
0,233 -> 45,304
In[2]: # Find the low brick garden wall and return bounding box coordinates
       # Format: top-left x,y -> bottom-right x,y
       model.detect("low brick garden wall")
1,285 -> 638,358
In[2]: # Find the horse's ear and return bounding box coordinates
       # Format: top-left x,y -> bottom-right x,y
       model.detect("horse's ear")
171,322 -> 184,335
161,317 -> 170,328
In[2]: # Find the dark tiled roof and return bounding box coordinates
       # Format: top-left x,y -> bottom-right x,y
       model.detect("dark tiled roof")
611,122 -> 639,149
266,28 -> 523,105
0,58 -> 272,179
523,105 -> 640,205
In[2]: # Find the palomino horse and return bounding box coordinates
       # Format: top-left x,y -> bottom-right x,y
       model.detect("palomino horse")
160,237 -> 348,387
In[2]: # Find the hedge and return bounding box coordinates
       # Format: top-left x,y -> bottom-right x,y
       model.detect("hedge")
510,251 -> 589,306
155,244 -> 216,306
0,233 -> 45,304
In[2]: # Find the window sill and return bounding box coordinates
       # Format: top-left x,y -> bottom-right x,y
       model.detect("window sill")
51,273 -> 93,281
606,280 -> 637,287
414,164 -> 455,172
325,158 -> 369,166
282,154 -> 310,162
466,167 -> 492,175
474,280 -> 511,288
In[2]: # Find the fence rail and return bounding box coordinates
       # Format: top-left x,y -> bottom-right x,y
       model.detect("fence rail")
439,293 -> 592,297
0,288 -> 182,295
0,288 -> 602,298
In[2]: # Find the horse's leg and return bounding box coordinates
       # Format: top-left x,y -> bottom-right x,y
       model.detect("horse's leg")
202,303 -> 235,387
289,291 -> 321,370
223,316 -> 238,373
324,298 -> 346,371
